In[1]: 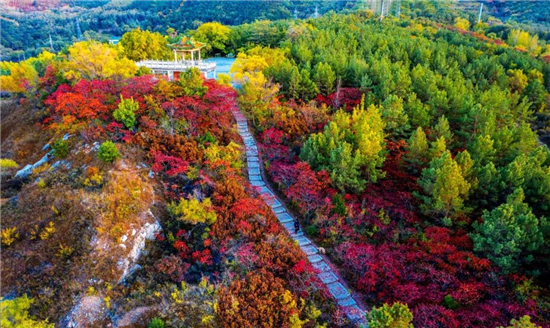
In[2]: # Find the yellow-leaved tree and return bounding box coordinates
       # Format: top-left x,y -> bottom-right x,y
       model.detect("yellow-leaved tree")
169,197 -> 217,225
193,22 -> 232,54
0,50 -> 55,95
120,28 -> 172,61
0,295 -> 54,328
454,17 -> 470,31
204,141 -> 243,169
507,29 -> 541,55
230,47 -> 284,125
61,41 -> 137,81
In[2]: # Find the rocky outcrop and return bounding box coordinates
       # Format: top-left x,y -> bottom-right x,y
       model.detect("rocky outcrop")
63,296 -> 108,328
117,214 -> 162,283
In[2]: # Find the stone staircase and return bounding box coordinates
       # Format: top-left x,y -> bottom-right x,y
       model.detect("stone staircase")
233,110 -> 367,327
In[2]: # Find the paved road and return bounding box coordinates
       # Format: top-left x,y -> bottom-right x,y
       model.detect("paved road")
232,109 -> 368,327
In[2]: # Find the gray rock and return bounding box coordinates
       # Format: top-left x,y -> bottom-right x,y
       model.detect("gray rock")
15,151 -> 53,179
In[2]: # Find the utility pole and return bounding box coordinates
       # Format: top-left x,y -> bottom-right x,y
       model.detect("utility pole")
380,0 -> 385,19
477,3 -> 484,24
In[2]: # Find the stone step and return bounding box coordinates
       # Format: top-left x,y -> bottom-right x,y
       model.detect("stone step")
250,175 -> 262,182
343,304 -> 366,322
282,221 -> 295,231
312,260 -> 330,272
338,296 -> 357,307
259,185 -> 272,194
294,236 -> 311,246
318,271 -> 338,284
233,110 -> 366,320
300,245 -> 318,256
275,212 -> 293,223
261,193 -> 275,202
248,167 -> 260,175
272,206 -> 284,214
308,254 -> 323,263
250,180 -> 265,187
289,230 -> 304,237
265,198 -> 282,208
327,282 -> 350,300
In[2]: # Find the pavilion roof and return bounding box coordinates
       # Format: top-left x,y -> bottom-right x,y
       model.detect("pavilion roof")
169,36 -> 206,51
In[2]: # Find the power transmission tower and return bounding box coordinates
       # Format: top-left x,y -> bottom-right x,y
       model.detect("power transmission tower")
396,0 -> 401,18
47,18 -> 55,51
477,3 -> 484,24
49,33 -> 54,51
75,18 -> 83,40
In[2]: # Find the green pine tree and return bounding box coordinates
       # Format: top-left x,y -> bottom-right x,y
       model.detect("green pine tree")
313,62 -> 336,96
405,126 -> 429,169
417,150 -> 470,218
471,188 -> 545,274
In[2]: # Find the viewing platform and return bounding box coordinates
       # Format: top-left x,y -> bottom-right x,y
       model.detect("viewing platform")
135,60 -> 217,80
136,35 -> 217,80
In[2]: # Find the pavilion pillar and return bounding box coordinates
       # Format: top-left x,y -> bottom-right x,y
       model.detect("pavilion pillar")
198,50 -> 201,61
174,50 -> 177,62
191,51 -> 194,62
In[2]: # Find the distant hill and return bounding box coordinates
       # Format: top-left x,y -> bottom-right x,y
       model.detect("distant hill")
0,0 -> 355,62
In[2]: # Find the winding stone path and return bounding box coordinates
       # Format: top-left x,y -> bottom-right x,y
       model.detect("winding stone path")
233,109 -> 367,327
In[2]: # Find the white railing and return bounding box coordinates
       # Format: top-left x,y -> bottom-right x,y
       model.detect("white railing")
136,60 -> 216,72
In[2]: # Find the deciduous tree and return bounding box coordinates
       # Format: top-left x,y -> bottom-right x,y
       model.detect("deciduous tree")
367,302 -> 413,328
193,22 -> 231,54
169,197 -> 217,225
62,41 -> 137,81
120,28 -> 172,61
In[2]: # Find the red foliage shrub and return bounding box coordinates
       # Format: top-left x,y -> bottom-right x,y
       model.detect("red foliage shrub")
217,269 -> 301,327
151,150 -> 189,176
287,162 -> 331,216
315,88 -> 364,110
413,304 -> 460,328
154,254 -> 189,283
261,128 -> 285,145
